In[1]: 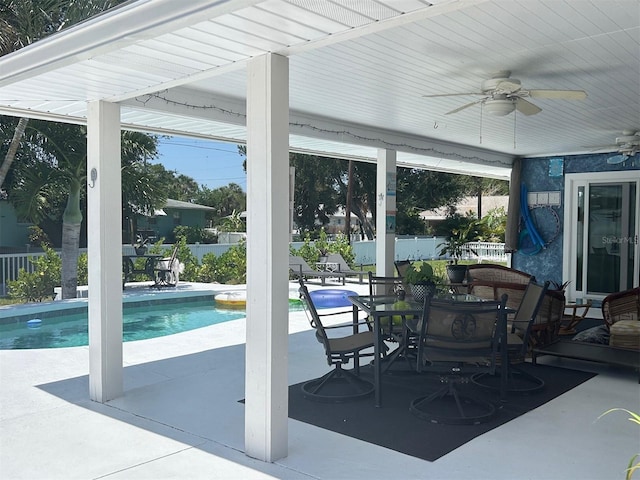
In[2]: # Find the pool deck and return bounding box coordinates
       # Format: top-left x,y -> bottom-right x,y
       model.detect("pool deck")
1,281 -> 639,479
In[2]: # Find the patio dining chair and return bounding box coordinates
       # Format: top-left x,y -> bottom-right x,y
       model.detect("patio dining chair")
410,294 -> 507,425
298,279 -> 375,402
152,245 -> 180,288
394,260 -> 411,278
368,271 -> 420,372
472,279 -> 550,394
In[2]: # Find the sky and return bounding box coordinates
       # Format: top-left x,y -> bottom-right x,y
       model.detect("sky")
151,136 -> 246,191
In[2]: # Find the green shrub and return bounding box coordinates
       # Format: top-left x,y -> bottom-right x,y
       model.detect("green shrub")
198,242 -> 246,284
8,246 -> 61,302
290,229 -> 356,267
78,253 -> 88,286
173,225 -> 211,244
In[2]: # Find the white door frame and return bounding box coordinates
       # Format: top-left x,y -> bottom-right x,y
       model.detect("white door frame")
563,171 -> 640,303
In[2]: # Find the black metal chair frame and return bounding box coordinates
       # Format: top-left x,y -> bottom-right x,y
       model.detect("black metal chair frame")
152,245 -> 179,288
298,279 -> 376,403
367,272 -> 420,372
409,294 -> 508,425
472,280 -> 550,394
394,260 -> 411,278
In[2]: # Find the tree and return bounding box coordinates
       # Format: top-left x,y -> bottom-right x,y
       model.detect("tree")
121,132 -> 166,245
395,168 -> 471,235
0,0 -> 127,188
0,0 -> 142,299
289,153 -> 342,236
3,118 -> 162,298
238,144 -> 507,239
194,183 -> 246,227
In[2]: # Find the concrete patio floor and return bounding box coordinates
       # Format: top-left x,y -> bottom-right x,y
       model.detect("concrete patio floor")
1,282 -> 638,479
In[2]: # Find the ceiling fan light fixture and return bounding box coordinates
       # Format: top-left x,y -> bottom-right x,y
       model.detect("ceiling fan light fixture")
484,99 -> 516,116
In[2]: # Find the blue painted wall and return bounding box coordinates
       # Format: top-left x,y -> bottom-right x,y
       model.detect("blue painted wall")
512,153 -> 639,285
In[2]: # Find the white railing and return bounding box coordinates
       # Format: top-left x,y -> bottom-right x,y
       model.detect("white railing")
466,241 -> 507,262
0,252 -> 48,296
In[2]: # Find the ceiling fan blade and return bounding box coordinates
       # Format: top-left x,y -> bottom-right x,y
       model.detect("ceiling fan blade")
528,89 -> 587,100
606,154 -> 629,164
422,92 -> 481,98
445,99 -> 484,115
515,98 -> 541,115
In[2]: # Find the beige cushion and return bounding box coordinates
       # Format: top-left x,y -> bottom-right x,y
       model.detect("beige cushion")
609,320 -> 640,349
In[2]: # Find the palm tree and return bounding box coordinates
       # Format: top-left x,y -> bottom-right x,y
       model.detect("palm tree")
6,119 -> 164,298
0,0 -> 131,298
0,0 -> 127,188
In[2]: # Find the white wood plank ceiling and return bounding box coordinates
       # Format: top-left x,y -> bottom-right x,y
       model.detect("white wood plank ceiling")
0,0 -> 638,179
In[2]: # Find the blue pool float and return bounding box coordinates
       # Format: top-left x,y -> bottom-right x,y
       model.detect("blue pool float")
309,289 -> 358,309
27,318 -> 42,328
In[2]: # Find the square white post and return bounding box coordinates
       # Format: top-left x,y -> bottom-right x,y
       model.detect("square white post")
86,101 -> 123,402
376,149 -> 397,276
245,53 -> 289,462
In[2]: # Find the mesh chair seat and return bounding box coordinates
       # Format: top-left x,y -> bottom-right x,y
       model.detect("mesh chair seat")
298,279 -> 375,403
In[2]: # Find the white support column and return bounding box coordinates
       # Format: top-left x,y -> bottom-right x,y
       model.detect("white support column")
86,101 -> 123,402
376,149 -> 396,276
245,53 -> 289,462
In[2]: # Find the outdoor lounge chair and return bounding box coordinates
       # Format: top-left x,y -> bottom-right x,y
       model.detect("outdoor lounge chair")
322,253 -> 367,283
289,255 -> 345,286
410,294 -> 507,424
298,279 -> 375,402
153,245 -> 180,288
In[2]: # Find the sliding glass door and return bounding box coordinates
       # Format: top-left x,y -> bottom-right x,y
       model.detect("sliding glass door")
564,173 -> 639,301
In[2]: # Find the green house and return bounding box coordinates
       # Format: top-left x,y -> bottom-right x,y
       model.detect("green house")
0,200 -> 33,252
136,198 -> 216,243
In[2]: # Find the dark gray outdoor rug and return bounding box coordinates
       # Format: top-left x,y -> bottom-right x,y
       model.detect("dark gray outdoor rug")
287,363 -> 595,461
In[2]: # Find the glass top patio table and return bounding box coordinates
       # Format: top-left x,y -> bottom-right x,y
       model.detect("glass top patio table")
348,293 -> 498,407
350,293 -> 483,313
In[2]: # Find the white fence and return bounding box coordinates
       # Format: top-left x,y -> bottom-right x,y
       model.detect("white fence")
0,240 -> 506,295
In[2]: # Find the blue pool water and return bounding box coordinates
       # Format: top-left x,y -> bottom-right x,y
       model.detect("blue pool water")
0,300 -> 247,350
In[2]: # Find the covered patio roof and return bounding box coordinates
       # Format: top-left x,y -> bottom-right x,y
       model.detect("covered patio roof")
2,0 -> 638,178
1,0 -> 638,465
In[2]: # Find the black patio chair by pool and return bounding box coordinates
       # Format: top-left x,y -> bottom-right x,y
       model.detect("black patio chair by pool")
298,279 -> 375,402
153,245 -> 180,288
472,279 -> 550,393
410,294 -> 507,425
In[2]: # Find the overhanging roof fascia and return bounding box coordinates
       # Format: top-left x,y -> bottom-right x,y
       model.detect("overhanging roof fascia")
0,0 -> 260,89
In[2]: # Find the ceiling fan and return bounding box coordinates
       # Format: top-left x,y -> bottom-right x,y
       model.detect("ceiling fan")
590,130 -> 640,164
423,70 -> 587,116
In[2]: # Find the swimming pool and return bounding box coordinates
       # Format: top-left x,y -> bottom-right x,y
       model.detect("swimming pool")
0,299 -> 246,350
